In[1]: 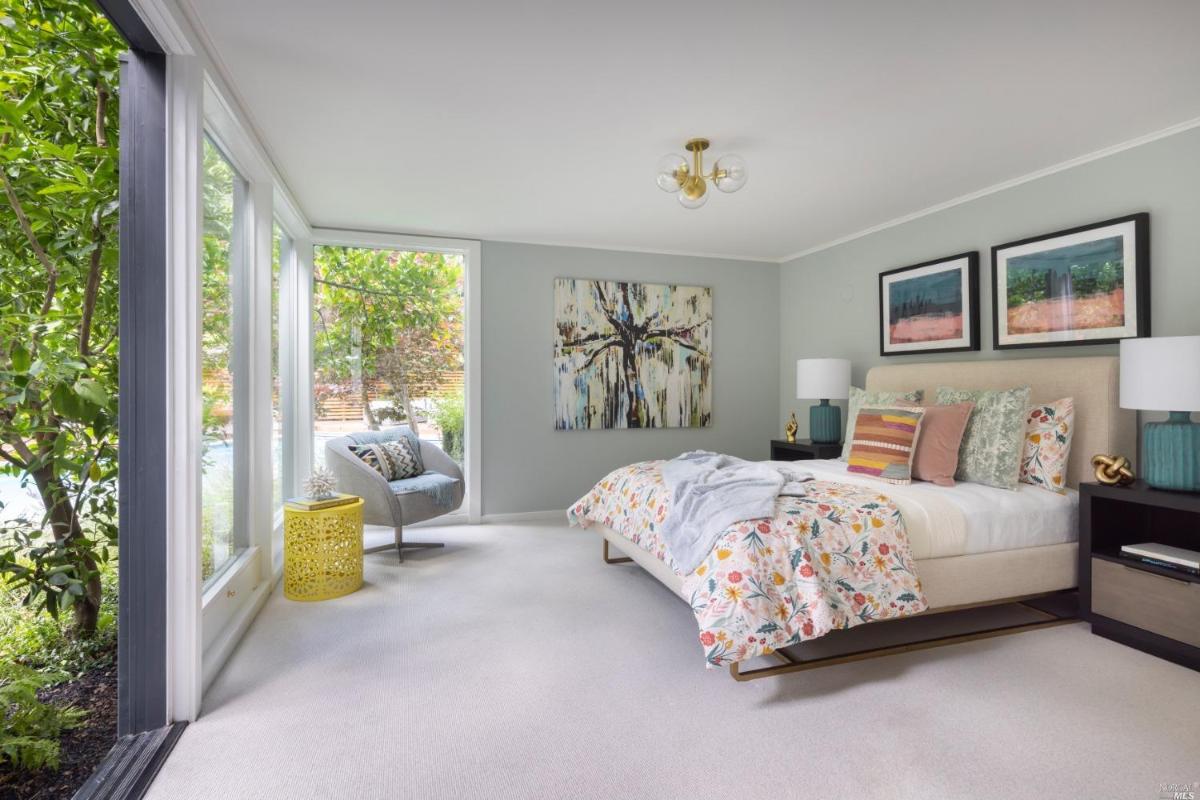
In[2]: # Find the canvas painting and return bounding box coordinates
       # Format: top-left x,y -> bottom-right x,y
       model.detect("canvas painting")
554,278 -> 712,429
992,213 -> 1149,349
879,252 -> 979,355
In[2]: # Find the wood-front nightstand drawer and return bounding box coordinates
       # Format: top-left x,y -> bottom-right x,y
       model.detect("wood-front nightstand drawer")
1091,557 -> 1200,648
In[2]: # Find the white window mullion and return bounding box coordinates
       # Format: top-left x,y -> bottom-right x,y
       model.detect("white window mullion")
247,180 -> 275,582
164,52 -> 203,724
229,175 -> 251,554
292,238 -> 315,491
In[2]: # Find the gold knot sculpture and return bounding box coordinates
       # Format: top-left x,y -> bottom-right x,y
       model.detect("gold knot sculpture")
1092,454 -> 1135,486
785,412 -> 798,443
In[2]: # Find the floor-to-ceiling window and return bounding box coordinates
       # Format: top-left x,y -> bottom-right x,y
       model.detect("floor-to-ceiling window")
311,246 -> 465,471
200,137 -> 245,584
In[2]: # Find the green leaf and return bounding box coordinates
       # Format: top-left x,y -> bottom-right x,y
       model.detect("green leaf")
10,341 -> 31,372
37,182 -> 86,195
51,382 -> 89,420
0,98 -> 23,131
73,378 -> 108,407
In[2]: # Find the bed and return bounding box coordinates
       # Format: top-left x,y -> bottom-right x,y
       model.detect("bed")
571,356 -> 1136,680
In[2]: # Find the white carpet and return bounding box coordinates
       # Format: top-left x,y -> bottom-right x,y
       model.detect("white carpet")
148,520 -> 1200,800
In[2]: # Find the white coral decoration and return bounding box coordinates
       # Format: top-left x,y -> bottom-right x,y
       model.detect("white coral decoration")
304,467 -> 337,500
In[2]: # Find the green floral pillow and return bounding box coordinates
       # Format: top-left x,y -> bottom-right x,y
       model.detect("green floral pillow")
840,386 -> 924,461
935,386 -> 1032,490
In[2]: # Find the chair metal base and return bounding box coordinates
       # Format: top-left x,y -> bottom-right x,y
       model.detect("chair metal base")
364,526 -> 445,563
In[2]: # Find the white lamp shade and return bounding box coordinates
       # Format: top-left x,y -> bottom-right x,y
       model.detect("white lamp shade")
1120,336 -> 1200,411
796,358 -> 851,400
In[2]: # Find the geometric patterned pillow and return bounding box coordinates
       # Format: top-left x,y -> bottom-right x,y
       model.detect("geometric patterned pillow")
1020,398 -> 1074,494
348,437 -> 423,480
383,437 -> 423,479
846,406 -> 925,485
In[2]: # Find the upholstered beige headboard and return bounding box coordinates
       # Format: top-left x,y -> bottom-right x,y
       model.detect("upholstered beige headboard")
865,356 -> 1135,489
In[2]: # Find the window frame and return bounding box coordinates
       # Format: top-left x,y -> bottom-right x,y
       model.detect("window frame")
192,77 -> 280,690
309,229 -> 482,523
199,133 -> 250,588
106,0 -> 316,729
270,199 -> 312,576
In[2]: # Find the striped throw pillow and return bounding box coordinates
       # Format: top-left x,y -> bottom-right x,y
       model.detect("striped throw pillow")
846,406 -> 925,485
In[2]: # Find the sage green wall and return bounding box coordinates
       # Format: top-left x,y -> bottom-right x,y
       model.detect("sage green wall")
779,126 -> 1200,439
483,242 -> 780,515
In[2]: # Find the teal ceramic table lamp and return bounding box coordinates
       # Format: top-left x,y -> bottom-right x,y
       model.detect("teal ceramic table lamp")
796,358 -> 851,444
1120,336 -> 1200,492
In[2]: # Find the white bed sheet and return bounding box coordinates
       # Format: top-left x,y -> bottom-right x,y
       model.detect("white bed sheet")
792,459 -> 1078,559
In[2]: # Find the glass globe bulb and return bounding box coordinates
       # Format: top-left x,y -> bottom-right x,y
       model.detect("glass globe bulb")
655,154 -> 687,193
678,187 -> 708,209
713,154 -> 748,193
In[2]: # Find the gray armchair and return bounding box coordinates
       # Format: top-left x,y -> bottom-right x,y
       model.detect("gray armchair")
325,427 -> 464,561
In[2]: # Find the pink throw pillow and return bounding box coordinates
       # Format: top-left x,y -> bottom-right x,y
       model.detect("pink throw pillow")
909,402 -> 974,486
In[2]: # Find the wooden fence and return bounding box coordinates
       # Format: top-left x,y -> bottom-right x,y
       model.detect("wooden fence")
314,372 -> 464,422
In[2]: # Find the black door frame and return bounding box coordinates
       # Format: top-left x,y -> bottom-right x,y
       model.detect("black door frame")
95,0 -> 171,739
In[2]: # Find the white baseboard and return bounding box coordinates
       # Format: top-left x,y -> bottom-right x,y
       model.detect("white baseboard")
481,509 -> 568,524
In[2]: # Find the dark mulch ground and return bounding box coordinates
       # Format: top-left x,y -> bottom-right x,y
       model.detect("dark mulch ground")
0,662 -> 117,800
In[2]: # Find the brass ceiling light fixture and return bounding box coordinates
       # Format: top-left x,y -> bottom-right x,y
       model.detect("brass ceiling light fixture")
655,138 -> 747,209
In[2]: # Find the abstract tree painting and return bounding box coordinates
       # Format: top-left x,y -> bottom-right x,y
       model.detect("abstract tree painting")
554,278 -> 712,429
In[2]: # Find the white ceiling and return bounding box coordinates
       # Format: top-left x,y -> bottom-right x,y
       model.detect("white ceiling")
185,0 -> 1200,261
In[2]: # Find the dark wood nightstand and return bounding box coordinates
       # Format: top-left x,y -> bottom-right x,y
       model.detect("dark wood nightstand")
1079,481 -> 1200,671
769,439 -> 842,461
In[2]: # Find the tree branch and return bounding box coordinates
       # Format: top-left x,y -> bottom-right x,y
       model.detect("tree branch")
1,170 -> 59,316
95,85 -> 109,148
314,275 -> 430,305
79,220 -> 105,356
1,431 -> 37,467
91,324 -> 118,356
0,444 -> 28,471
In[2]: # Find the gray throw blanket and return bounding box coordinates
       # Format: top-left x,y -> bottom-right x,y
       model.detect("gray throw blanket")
659,451 -> 813,575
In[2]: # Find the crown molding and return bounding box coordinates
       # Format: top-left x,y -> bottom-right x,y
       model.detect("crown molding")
306,223 -> 781,264
478,235 -> 780,264
777,115 -> 1200,264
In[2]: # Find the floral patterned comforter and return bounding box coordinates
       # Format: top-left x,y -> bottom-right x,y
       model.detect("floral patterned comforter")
568,461 -> 929,666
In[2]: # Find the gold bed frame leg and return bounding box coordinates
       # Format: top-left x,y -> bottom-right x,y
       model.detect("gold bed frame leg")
602,539 -> 634,565
727,593 -> 1077,682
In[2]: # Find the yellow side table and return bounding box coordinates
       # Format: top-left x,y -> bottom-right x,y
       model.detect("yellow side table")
283,497 -> 364,601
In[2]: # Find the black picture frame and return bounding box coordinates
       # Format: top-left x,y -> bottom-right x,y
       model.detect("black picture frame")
991,213 -> 1150,350
878,251 -> 980,357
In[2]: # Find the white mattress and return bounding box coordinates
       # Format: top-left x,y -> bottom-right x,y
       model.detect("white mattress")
792,459 -> 1078,560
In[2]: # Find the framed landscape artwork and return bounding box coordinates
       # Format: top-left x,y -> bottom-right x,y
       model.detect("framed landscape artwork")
553,277 -> 712,429
992,213 -> 1149,349
879,252 -> 979,356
